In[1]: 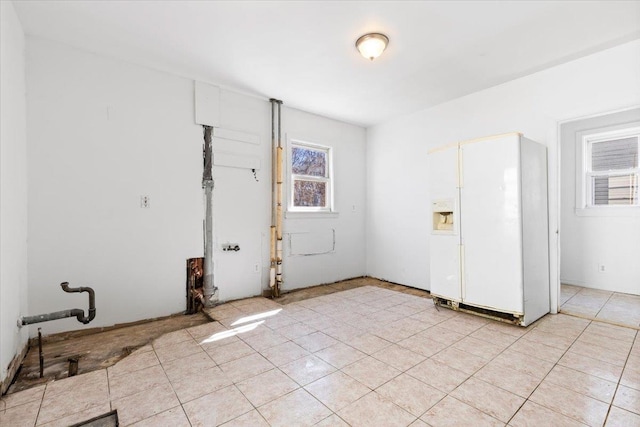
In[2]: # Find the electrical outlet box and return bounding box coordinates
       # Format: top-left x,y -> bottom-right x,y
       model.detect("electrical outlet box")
598,264 -> 606,273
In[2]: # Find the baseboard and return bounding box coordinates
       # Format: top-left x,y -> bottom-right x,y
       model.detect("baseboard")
561,279 -> 640,296
1,342 -> 29,395
560,278 -> 586,287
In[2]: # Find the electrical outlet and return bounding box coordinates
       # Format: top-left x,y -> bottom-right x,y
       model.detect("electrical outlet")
254,263 -> 260,273
140,195 -> 150,208
598,264 -> 606,273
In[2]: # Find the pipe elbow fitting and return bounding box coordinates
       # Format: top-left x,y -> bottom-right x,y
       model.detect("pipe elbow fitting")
61,282 -> 96,324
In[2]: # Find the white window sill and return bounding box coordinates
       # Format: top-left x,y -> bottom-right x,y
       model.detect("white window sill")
575,207 -> 640,217
285,211 -> 340,219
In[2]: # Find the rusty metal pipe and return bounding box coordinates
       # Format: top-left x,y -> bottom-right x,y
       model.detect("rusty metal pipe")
269,99 -> 278,293
38,328 -> 44,378
275,100 -> 283,297
68,357 -> 79,377
202,125 -> 217,307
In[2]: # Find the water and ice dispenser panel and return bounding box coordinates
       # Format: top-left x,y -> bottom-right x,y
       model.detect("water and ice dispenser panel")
432,199 -> 455,233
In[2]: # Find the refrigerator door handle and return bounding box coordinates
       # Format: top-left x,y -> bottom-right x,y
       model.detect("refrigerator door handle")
457,146 -> 464,188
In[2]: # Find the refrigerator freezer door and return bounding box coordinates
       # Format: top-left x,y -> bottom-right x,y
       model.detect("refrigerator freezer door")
520,137 -> 550,325
428,145 -> 461,301
460,135 -> 524,313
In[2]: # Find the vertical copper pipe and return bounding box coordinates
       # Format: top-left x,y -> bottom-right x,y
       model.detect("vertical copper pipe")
270,100 -> 277,292
269,99 -> 281,296
275,100 -> 284,297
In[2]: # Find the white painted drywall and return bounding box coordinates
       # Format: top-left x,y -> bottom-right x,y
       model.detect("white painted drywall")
213,90 -> 271,302
282,107 -> 367,290
25,38 -> 367,334
366,40 -> 640,303
0,0 -> 29,384
26,38 -> 204,335
560,108 -> 640,295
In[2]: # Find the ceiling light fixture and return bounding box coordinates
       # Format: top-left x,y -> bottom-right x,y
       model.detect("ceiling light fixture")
356,33 -> 389,61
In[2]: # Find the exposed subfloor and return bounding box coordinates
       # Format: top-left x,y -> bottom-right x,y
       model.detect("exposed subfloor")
274,276 -> 431,304
7,277 -> 417,396
7,313 -> 209,394
1,277 -> 639,426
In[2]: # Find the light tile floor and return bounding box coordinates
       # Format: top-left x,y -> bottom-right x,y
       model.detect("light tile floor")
1,285 -> 639,426
561,284 -> 640,328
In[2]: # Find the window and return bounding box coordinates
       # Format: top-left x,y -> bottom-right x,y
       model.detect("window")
584,128 -> 639,207
290,141 -> 332,211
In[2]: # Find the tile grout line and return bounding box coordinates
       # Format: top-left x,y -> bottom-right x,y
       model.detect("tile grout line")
435,321 -> 531,425
410,314 -> 592,425
593,289 -> 619,323
602,328 -> 639,426
297,292 -> 435,424
504,315 -> 633,426
560,285 -> 581,307
33,383 -> 46,427
503,318 -> 591,426
106,363 -> 113,414
346,307 -> 490,423
378,312 -> 514,424
152,341 -> 192,427
193,321 -> 302,426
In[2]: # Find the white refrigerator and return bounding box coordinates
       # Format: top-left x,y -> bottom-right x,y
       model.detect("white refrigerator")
428,133 -> 549,326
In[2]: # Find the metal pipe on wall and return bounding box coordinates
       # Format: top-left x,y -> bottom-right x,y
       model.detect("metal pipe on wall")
270,100 -> 277,293
202,125 -> 218,307
276,99 -> 283,296
269,99 -> 283,297
20,282 -> 96,326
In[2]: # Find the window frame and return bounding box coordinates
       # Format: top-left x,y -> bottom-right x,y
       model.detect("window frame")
581,126 -> 640,209
288,139 -> 334,213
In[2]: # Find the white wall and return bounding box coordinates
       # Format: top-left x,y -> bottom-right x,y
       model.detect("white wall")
211,90 -> 271,302
27,38 -> 204,335
26,38 -> 367,335
0,0 -> 29,385
366,40 -> 640,303
560,108 -> 640,295
282,108 -> 367,290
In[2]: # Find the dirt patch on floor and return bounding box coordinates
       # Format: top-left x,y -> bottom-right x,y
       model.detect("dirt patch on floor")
274,276 -> 430,304
7,312 -> 208,395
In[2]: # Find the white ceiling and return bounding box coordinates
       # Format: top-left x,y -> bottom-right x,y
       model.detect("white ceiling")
12,1 -> 640,127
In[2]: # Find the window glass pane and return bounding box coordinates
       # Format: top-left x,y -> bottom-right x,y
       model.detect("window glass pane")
293,180 -> 326,207
292,146 -> 326,177
592,137 -> 638,171
592,174 -> 638,205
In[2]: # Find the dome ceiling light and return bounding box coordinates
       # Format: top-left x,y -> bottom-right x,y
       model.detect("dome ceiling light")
355,33 -> 389,61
